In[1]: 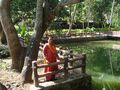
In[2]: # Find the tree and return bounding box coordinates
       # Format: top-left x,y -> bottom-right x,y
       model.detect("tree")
109,0 -> 115,28
0,0 -> 25,72
0,0 -> 36,45
66,4 -> 77,35
92,0 -> 111,27
0,0 -> 81,84
110,0 -> 120,27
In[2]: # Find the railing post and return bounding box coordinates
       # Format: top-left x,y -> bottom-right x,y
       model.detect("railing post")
64,57 -> 68,78
82,54 -> 86,73
69,50 -> 73,67
32,61 -> 39,87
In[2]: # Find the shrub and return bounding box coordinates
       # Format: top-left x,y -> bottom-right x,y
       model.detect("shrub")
0,46 -> 10,59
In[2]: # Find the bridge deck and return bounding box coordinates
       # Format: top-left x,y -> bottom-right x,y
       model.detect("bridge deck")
29,73 -> 91,90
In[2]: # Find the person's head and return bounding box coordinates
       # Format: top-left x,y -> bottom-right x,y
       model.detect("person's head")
48,36 -> 54,45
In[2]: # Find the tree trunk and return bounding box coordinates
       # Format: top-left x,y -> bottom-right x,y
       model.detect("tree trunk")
0,0 -> 25,72
109,0 -> 115,28
0,15 -> 23,45
21,0 -> 45,83
67,4 -> 77,35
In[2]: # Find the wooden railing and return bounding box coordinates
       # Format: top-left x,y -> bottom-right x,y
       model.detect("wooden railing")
32,48 -> 86,87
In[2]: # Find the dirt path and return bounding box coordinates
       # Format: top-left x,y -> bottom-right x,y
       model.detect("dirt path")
0,58 -> 44,90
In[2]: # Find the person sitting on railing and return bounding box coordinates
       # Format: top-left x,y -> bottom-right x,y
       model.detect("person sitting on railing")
43,36 -> 61,81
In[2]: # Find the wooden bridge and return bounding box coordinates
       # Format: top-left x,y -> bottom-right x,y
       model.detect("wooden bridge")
31,46 -> 91,90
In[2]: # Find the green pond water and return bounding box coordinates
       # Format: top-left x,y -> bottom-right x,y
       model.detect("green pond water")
60,40 -> 120,90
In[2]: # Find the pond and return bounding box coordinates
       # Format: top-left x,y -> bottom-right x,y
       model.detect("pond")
60,40 -> 120,90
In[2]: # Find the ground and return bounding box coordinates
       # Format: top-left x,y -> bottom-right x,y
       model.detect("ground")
0,49 -> 44,90
0,58 -> 25,90
0,57 -> 57,90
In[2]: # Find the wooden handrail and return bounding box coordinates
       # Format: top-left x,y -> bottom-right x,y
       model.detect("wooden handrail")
68,57 -> 84,62
38,69 -> 65,78
37,61 -> 64,68
68,64 -> 85,70
32,48 -> 86,87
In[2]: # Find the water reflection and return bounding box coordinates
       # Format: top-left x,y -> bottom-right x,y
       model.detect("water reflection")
61,40 -> 120,90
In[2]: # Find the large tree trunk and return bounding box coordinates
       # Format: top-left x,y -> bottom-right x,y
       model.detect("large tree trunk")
0,0 -> 25,72
0,16 -> 24,45
21,0 -> 45,83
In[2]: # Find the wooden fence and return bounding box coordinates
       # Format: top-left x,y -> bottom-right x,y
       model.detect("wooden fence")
32,48 -> 86,87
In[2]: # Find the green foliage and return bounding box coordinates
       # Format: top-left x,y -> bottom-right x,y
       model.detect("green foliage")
10,0 -> 120,30
75,3 -> 85,22
11,0 -> 36,14
94,28 -> 120,32
57,7 -> 70,19
48,0 -> 59,9
11,0 -> 36,25
15,23 -> 31,44
52,28 -> 120,35
0,46 -> 10,59
54,29 -> 63,36
0,61 -> 9,70
84,27 -> 95,32
92,0 -> 111,22
93,78 -> 120,90
112,3 -> 120,27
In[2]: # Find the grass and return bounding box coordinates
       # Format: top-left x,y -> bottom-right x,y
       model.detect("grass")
93,77 -> 120,90
88,68 -> 120,90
